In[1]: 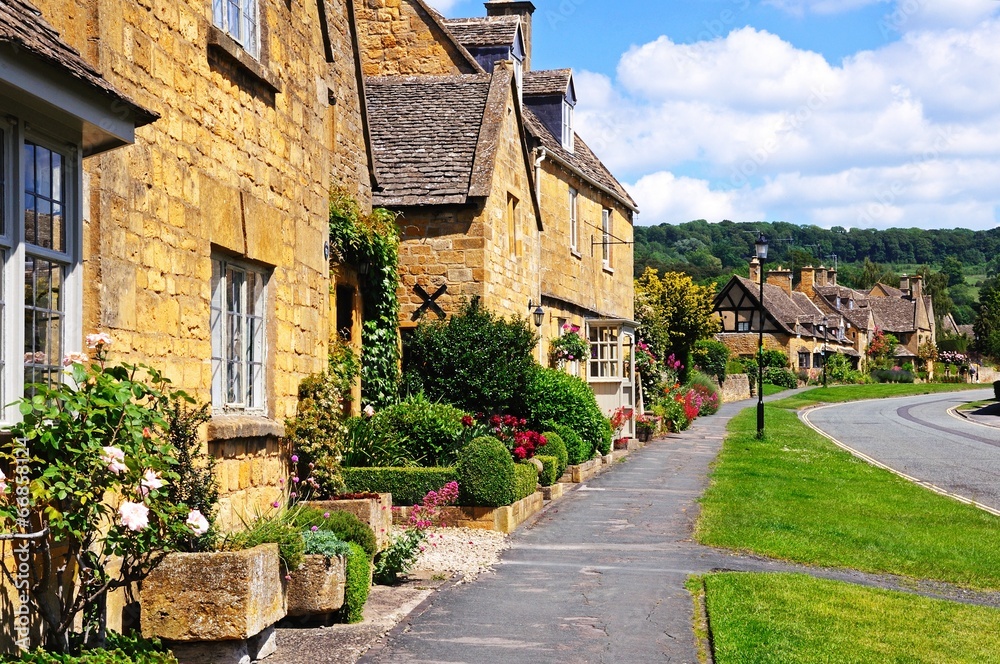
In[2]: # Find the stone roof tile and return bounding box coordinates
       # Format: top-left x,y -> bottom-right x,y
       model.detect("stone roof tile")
0,0 -> 156,125
523,69 -> 571,96
868,297 -> 916,333
443,15 -> 520,48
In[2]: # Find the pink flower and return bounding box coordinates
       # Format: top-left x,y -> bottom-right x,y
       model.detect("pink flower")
272,501 -> 281,508
62,352 -> 89,367
363,405 -> 375,418
291,455 -> 299,463
0,468 -> 7,494
311,525 -> 319,532
140,469 -> 165,496
119,501 -> 149,531
186,509 -> 210,536
101,446 -> 127,475
85,332 -> 113,349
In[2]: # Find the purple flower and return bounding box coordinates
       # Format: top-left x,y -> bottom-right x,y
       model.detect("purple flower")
291,455 -> 299,463
311,525 -> 319,532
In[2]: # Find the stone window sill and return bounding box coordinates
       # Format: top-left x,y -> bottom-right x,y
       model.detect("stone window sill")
603,265 -> 615,275
570,249 -> 582,260
207,26 -> 282,94
208,415 -> 285,441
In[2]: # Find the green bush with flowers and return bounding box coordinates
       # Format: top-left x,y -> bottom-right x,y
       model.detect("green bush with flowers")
0,334 -> 211,653
548,324 -> 588,366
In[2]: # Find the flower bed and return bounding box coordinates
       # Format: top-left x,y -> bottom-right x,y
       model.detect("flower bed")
391,491 -> 544,534
303,494 -> 392,552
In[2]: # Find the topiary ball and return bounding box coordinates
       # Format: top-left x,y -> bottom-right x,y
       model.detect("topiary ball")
456,436 -> 516,507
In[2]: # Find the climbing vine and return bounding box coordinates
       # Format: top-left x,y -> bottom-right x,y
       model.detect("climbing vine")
329,187 -> 401,409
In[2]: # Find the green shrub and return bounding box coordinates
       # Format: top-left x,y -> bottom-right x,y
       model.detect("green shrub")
540,431 -> 568,477
760,349 -> 789,369
302,530 -> 351,558
222,513 -> 306,572
402,297 -> 537,415
339,542 -> 371,624
872,369 -> 915,384
688,372 -> 721,415
522,367 -> 611,459
11,635 -> 179,663
294,508 -> 377,559
342,467 -> 459,506
367,393 -> 466,466
543,421 -> 589,466
652,398 -> 688,433
341,414 -> 415,471
535,455 -> 559,487
763,366 -> 798,389
514,462 -> 539,500
692,339 -> 730,385
725,358 -> 746,376
456,437 -> 516,507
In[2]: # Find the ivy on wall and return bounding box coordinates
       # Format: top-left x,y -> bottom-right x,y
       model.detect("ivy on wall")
329,187 -> 401,409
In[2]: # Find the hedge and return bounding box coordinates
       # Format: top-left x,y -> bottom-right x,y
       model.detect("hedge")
339,542 -> 371,624
514,462 -> 539,500
535,454 -> 559,487
342,467 -> 458,506
522,367 -> 611,457
543,421 -> 590,466
456,436 -> 516,507
540,431 -> 568,478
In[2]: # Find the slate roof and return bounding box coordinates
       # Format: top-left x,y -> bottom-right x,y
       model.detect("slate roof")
443,15 -> 520,48
524,69 -> 572,97
736,276 -> 825,335
366,74 -> 493,206
813,284 -> 873,330
523,107 -> 637,211
0,0 -> 156,125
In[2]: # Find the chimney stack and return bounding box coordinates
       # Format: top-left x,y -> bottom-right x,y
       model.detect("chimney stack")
900,274 -> 910,297
767,267 -> 793,297
827,267 -> 837,286
799,266 -> 816,298
749,257 -> 761,286
910,274 -> 923,302
485,1 -> 536,70
815,266 -> 828,288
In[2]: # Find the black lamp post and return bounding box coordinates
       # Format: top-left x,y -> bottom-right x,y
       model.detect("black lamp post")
755,233 -> 768,440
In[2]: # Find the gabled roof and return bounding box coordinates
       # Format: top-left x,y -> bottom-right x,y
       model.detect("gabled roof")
733,276 -> 825,336
366,73 -> 492,206
871,283 -> 903,298
0,0 -> 156,126
868,296 -> 916,333
524,69 -> 573,97
443,15 -> 520,48
406,0 -> 485,74
813,284 -> 873,330
523,107 -> 637,212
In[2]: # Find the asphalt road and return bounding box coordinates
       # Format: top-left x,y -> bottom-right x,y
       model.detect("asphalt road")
805,389 -> 1000,511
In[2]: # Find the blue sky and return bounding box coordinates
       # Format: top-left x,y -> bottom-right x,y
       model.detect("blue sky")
429,1 -> 1000,231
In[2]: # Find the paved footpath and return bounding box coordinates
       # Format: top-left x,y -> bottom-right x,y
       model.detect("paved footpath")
357,393 -> 812,664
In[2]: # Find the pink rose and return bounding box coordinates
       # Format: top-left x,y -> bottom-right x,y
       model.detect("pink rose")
119,501 -> 149,532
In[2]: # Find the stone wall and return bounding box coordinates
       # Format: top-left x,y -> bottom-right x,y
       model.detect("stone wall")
537,158 -> 635,357
31,0 -> 371,523
720,374 -> 752,403
356,0 -> 479,76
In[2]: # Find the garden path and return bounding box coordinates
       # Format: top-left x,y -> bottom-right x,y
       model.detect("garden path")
353,390 -> 1000,664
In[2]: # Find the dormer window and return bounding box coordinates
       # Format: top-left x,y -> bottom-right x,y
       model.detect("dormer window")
562,99 -> 574,152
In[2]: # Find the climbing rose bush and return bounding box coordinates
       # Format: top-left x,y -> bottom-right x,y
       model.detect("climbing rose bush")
0,334 -> 208,652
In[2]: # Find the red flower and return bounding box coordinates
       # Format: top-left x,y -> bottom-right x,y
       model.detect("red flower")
462,415 -> 475,427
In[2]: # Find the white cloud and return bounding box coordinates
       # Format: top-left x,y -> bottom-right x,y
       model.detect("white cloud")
578,13 -> 1000,230
763,0 -> 887,17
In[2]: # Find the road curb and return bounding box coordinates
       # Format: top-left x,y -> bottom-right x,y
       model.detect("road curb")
947,404 -> 1000,432
800,405 -> 1000,517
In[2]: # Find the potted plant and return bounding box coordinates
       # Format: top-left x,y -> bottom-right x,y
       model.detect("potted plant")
549,324 -> 588,367
636,414 -> 659,442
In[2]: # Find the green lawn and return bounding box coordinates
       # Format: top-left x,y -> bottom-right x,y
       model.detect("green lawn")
760,383 -> 788,396
697,406 -> 1000,590
704,572 -> 1000,664
770,382 -> 986,410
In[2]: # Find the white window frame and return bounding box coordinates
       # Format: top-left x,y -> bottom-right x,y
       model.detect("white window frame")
569,187 -> 578,253
212,0 -> 261,59
0,120 -> 84,424
211,255 -> 269,414
588,324 -> 620,380
562,99 -> 575,152
601,208 -> 612,269
737,321 -> 750,333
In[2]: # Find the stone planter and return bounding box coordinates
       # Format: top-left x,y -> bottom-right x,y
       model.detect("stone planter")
392,492 -> 544,534
613,437 -> 630,450
141,543 -> 285,663
558,457 -> 602,483
285,554 -> 346,617
637,429 -> 653,443
304,494 -> 392,551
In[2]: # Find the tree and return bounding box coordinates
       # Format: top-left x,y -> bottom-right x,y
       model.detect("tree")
941,256 -> 965,287
974,278 -> 1000,361
692,339 -> 730,385
867,328 -> 899,368
634,269 -> 720,371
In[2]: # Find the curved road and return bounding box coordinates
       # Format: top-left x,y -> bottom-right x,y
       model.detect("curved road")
805,389 -> 1000,511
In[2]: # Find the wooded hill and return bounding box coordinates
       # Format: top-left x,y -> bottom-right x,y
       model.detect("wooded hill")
634,220 -> 1000,325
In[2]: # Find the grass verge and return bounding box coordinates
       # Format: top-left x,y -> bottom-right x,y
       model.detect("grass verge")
705,572 -> 1000,663
770,382 -> 986,410
697,406 -> 1000,590
760,383 -> 787,396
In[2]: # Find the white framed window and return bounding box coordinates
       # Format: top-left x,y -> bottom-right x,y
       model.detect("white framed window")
212,0 -> 260,59
0,122 -> 83,422
211,256 -> 269,413
569,187 -> 578,252
601,208 -> 612,269
589,325 -> 619,379
562,99 -> 574,152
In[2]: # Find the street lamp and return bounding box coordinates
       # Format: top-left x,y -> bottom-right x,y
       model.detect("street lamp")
755,233 -> 768,440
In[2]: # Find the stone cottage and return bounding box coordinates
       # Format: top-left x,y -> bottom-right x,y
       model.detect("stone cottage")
12,0 -> 374,532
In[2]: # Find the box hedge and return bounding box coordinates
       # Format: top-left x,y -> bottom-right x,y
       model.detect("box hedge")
540,431 -> 568,477
342,467 -> 458,506
543,421 -> 590,466
514,462 -> 539,500
534,454 -> 559,487
338,541 -> 371,624
456,436 -> 516,507
523,367 -> 611,457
